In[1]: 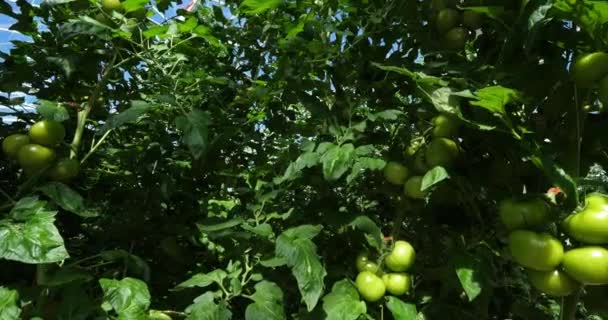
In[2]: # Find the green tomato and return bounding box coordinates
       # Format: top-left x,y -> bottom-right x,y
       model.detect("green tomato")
383,161 -> 409,185
431,114 -> 459,138
29,120 -> 66,147
599,75 -> 608,108
563,193 -> 608,244
2,133 -> 30,158
436,9 -> 460,33
17,144 -> 56,174
356,252 -> 380,273
527,269 -> 580,297
498,198 -> 549,230
571,52 -> 608,88
403,176 -> 427,200
48,158 -> 80,182
101,0 -> 123,12
382,273 -> 411,296
462,10 -> 483,29
385,240 -> 416,272
443,27 -> 469,51
508,230 -> 563,271
425,138 -> 459,168
562,246 -> 608,285
356,271 -> 386,302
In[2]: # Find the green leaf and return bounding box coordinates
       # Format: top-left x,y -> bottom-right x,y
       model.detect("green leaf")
186,292 -> 232,320
470,86 -> 521,115
346,157 -> 386,184
197,218 -> 245,233
322,280 -> 366,320
99,277 -> 151,319
452,253 -> 486,302
122,0 -> 148,12
320,143 -> 355,181
175,109 -> 211,160
37,182 -> 98,218
175,269 -> 227,290
367,109 -> 403,121
143,25 -> 169,38
36,100 -> 70,122
553,0 -> 608,40
37,266 -> 93,287
385,296 -> 417,320
275,225 -> 326,311
240,0 -> 282,14
349,216 -> 383,251
0,287 -> 21,320
277,151 -> 320,183
178,17 -> 198,33
0,198 -> 69,264
245,281 -> 286,320
100,100 -> 156,134
430,87 -> 461,114
421,167 -> 450,191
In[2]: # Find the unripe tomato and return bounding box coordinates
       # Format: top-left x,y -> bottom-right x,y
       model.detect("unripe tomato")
570,52 -> 608,88
383,162 -> 409,185
403,176 -> 427,200
385,240 -> 416,272
436,9 -> 460,33
431,114 -> 459,138
508,230 -> 563,271
101,0 -> 123,12
462,10 -> 483,29
562,193 -> 608,244
527,269 -> 580,297
29,120 -> 66,147
48,158 -> 80,182
382,273 -> 411,296
356,252 -> 380,273
425,138 -> 459,168
498,198 -> 549,230
562,246 -> 608,285
356,271 -> 386,302
17,144 -> 56,174
443,27 -> 469,50
2,134 -> 30,158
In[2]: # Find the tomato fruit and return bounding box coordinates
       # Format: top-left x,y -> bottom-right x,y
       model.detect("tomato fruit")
527,269 -> 579,297
436,9 -> 460,33
563,193 -> 608,244
48,158 -> 80,182
356,252 -> 380,273
2,134 -> 30,158
462,10 -> 483,29
29,120 -> 66,147
385,240 -> 416,272
562,246 -> 608,285
356,271 -> 386,302
17,144 -> 56,173
382,273 -> 411,296
403,176 -> 427,199
443,27 -> 468,50
571,52 -> 608,88
425,138 -> 459,168
508,230 -> 563,271
383,161 -> 409,185
498,198 -> 549,230
102,0 -> 123,12
431,114 -> 459,138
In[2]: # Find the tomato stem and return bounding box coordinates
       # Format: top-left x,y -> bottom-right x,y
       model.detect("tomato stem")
560,288 -> 581,320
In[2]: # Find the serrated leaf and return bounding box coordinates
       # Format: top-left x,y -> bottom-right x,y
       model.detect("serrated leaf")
421,167 -> 450,191
452,253 -> 486,302
175,269 -> 227,290
100,100 -> 155,134
175,109 -> 211,160
430,87 -> 461,114
37,182 -> 98,218
349,216 -> 383,251
277,151 -> 320,183
385,296 -> 417,320
245,281 -> 286,320
322,280 -> 366,320
346,157 -> 386,184
186,292 -> 232,320
275,225 -> 326,311
0,287 -> 21,320
470,86 -> 521,115
320,143 -> 355,181
36,100 -> 69,122
0,198 -> 68,264
99,277 -> 150,319
240,0 -> 282,14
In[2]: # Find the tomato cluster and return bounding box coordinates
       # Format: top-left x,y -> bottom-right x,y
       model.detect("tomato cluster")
502,193 -> 608,298
2,120 -> 79,182
432,1 -> 484,51
355,241 -> 416,302
383,114 -> 461,200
